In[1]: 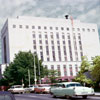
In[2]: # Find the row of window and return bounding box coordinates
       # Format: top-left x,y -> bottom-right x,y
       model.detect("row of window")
45,64 -> 78,76
13,24 -> 95,32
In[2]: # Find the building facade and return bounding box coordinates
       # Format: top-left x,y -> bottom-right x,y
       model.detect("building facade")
1,16 -> 100,79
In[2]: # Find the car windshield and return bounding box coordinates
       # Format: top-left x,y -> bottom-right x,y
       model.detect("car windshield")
66,83 -> 81,87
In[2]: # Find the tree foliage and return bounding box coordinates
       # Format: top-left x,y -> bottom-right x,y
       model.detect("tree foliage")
74,56 -> 93,85
91,56 -> 100,82
2,51 -> 45,86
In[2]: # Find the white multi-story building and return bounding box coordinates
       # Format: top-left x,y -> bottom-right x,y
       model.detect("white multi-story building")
1,16 -> 100,80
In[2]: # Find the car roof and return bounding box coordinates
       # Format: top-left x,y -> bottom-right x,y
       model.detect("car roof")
56,82 -> 80,85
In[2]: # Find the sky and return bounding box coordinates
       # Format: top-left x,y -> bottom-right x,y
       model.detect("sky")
0,0 -> 100,34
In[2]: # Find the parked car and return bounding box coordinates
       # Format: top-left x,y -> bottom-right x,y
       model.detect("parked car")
34,84 -> 51,93
25,85 -> 35,93
0,91 -> 16,100
50,82 -> 95,99
8,85 -> 25,94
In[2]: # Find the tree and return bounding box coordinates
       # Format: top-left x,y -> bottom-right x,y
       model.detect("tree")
3,51 -> 45,86
91,56 -> 100,82
74,56 -> 93,85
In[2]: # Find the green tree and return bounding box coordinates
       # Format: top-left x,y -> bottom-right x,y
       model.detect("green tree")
3,51 -> 45,86
74,56 -> 93,85
91,56 -> 100,82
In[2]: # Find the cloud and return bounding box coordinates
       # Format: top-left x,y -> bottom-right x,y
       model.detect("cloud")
0,0 -> 100,35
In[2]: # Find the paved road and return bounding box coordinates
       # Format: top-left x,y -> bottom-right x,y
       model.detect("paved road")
15,93 -> 100,100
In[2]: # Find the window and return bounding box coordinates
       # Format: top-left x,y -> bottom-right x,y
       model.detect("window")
61,27 -> 64,30
45,35 -> 48,38
92,29 -> 95,32
33,40 -> 36,44
68,35 -> 70,39
58,46 -> 60,50
77,28 -> 80,31
44,26 -> 47,29
57,41 -> 60,44
55,27 -> 58,30
63,41 -> 65,44
50,27 -> 53,30
78,36 -> 81,40
79,41 -> 82,45
57,65 -> 61,76
87,28 -> 90,32
39,34 -> 42,38
56,33 -> 59,39
39,40 -> 42,44
47,57 -> 50,61
19,25 -> 22,28
67,28 -> 69,31
70,66 -> 73,76
26,25 -> 29,29
51,35 -> 53,39
82,28 -> 85,31
38,26 -> 41,29
33,34 -> 35,38
32,26 -> 35,29
63,65 -> 67,76
62,35 -> 65,39
13,25 -> 16,28
52,46 -> 55,50
51,65 -> 54,70
40,46 -> 42,49
45,40 -> 48,44
34,45 -> 36,49
46,51 -> 49,55
51,40 -> 54,44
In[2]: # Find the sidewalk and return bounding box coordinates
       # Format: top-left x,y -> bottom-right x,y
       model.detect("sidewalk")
94,92 -> 100,97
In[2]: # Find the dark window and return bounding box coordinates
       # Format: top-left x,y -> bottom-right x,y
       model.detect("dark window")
55,27 -> 58,30
57,41 -> 60,44
33,34 -> 35,38
33,40 -> 36,44
62,35 -> 65,39
56,33 -> 59,39
47,57 -> 50,61
63,41 -> 65,44
61,27 -> 64,30
32,26 -> 35,29
34,45 -> 36,49
39,40 -> 42,44
44,26 -> 47,29
26,25 -> 29,29
40,46 -> 42,49
45,35 -> 48,38
51,35 -> 53,39
82,28 -> 85,31
45,40 -> 48,44
87,29 -> 90,32
51,40 -> 54,44
92,29 -> 95,32
51,65 -> 54,70
50,27 -> 53,30
13,25 -> 16,28
77,28 -> 80,31
38,26 -> 41,29
19,25 -> 22,28
67,28 -> 69,31
39,34 -> 42,38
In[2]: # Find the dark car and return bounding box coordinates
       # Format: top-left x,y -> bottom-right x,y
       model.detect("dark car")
0,91 -> 16,100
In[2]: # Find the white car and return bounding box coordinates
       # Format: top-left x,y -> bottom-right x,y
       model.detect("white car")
8,85 -> 25,94
50,82 -> 95,99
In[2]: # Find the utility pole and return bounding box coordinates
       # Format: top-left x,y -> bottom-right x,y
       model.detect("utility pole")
28,69 -> 30,87
34,54 -> 37,85
38,58 -> 41,84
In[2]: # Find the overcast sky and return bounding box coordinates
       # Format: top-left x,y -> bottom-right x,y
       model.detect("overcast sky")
0,0 -> 100,34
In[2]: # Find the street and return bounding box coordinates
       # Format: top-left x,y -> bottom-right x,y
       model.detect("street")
15,93 -> 100,100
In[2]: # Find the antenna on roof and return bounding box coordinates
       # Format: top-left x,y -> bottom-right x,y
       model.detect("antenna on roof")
65,15 -> 69,19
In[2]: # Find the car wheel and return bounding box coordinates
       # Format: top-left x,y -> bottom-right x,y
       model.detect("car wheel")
82,95 -> 87,99
52,94 -> 56,98
65,95 -> 71,99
